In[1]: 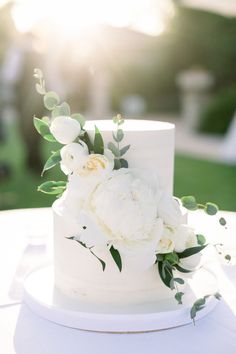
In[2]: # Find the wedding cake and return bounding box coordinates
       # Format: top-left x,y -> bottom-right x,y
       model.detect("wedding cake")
33,69 -> 223,321
53,119 -> 180,305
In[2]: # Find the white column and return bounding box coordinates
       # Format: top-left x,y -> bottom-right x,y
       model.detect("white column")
176,68 -> 214,131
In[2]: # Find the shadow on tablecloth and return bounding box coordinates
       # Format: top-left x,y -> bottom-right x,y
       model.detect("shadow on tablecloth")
13,300 -> 236,354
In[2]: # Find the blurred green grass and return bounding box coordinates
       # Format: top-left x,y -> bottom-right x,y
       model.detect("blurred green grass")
0,121 -> 236,211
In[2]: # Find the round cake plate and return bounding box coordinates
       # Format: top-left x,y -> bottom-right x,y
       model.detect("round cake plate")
23,265 -> 218,333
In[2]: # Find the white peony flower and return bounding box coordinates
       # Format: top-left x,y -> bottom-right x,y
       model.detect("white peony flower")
156,225 -> 175,254
50,116 -> 81,144
76,168 -> 163,267
157,193 -> 182,228
173,224 -> 198,253
60,142 -> 88,175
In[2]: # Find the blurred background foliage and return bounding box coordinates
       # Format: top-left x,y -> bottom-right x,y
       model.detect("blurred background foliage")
0,0 -> 236,211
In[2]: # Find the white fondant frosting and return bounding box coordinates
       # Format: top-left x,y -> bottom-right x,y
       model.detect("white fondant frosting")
85,119 -> 175,194
53,120 -> 177,305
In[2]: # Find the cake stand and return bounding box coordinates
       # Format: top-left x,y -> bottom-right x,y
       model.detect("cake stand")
23,265 -> 218,333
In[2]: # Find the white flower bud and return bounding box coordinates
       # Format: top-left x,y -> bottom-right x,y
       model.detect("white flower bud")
50,116 -> 81,144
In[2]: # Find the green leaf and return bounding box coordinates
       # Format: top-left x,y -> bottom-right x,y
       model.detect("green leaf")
37,181 -> 66,195
173,277 -> 185,285
44,91 -> 60,110
219,217 -> 227,226
120,145 -> 130,156
80,131 -> 93,153
89,249 -> 106,271
108,142 -> 120,157
181,196 -> 198,211
177,244 -> 207,259
117,129 -> 124,142
158,261 -> 173,289
175,292 -> 184,304
214,292 -> 222,300
110,246 -> 122,272
204,202 -> 218,216
94,126 -> 104,154
197,234 -> 206,246
51,102 -> 70,118
114,158 -> 122,170
164,252 -> 179,265
225,254 -> 231,261
60,102 -> 70,116
71,113 -> 85,128
190,305 -> 197,323
120,158 -> 128,168
41,150 -> 61,176
175,264 -> 192,273
71,238 -> 106,271
33,117 -> 57,142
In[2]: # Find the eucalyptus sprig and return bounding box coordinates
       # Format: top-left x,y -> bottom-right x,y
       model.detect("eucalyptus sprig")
190,293 -> 221,324
108,114 -> 130,170
180,196 -> 227,228
67,236 -> 106,271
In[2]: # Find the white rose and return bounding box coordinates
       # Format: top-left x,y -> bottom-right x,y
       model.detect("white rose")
50,116 -> 81,144
173,224 -> 198,253
156,226 -> 175,254
78,151 -> 114,177
60,142 -> 88,175
157,193 -> 182,228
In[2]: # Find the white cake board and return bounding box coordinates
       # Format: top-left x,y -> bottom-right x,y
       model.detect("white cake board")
23,266 -> 218,333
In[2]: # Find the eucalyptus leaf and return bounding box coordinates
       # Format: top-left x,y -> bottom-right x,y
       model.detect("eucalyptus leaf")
71,113 -> 85,128
219,217 -> 226,226
41,150 -> 61,176
120,145 -> 130,156
44,91 -> 60,110
116,129 -> 124,142
120,158 -> 128,168
196,234 -> 206,246
181,196 -> 198,211
173,277 -> 185,285
60,102 -> 71,116
110,246 -> 122,272
108,142 -> 120,157
94,126 -> 104,154
204,202 -> 218,216
177,244 -> 207,259
33,117 -> 57,142
114,158 -> 122,170
37,181 -> 66,195
175,292 -> 184,304
112,132 -> 119,142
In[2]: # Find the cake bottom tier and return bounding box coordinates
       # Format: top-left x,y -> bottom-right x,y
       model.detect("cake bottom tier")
53,206 -> 182,306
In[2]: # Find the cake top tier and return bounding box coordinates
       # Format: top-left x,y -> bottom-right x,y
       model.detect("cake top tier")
85,119 -> 174,132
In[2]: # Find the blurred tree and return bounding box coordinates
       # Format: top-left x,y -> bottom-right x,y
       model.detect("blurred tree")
110,5 -> 236,115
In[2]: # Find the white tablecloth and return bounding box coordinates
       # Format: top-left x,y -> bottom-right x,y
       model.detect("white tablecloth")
1,208 -> 236,354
